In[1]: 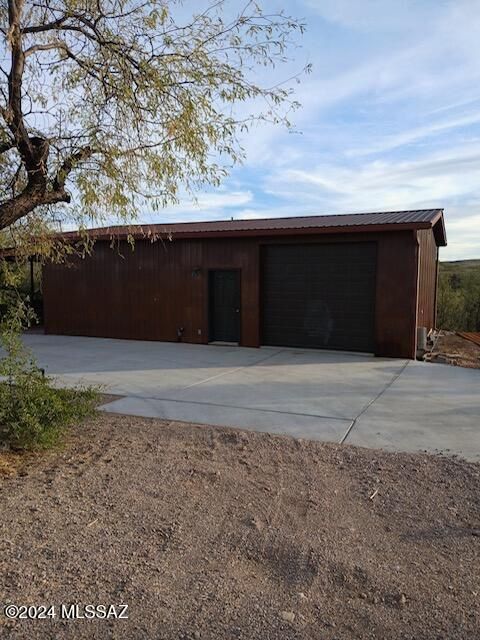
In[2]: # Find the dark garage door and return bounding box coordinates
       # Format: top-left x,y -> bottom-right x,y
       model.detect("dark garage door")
262,243 -> 377,352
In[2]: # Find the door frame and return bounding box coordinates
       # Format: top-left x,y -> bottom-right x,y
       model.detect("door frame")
207,268 -> 242,344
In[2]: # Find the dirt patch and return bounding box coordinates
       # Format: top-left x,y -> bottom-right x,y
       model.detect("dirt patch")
426,331 -> 480,369
0,414 -> 479,639
0,449 -> 33,477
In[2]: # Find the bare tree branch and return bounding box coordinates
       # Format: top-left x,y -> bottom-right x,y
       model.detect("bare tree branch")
21,16 -> 68,34
24,41 -> 66,57
53,146 -> 94,191
6,0 -> 33,163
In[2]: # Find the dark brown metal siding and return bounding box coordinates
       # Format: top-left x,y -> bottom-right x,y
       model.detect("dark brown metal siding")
43,237 -> 260,347
374,231 -> 418,359
42,230 -> 419,358
262,243 -> 377,352
417,229 -> 438,330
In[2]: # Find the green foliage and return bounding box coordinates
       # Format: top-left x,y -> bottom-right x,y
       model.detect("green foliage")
0,306 -> 97,450
437,260 -> 480,331
0,1 -> 309,232
0,256 -> 42,325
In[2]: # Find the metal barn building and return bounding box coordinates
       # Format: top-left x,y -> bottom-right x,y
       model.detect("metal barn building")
42,209 -> 447,359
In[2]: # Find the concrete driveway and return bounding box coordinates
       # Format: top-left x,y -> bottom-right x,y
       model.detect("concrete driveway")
22,334 -> 480,461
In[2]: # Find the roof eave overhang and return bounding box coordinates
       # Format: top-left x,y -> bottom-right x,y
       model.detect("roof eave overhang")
430,210 -> 447,246
74,221 -> 437,243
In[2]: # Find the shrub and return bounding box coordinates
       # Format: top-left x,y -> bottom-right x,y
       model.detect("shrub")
437,266 -> 480,331
0,311 -> 97,450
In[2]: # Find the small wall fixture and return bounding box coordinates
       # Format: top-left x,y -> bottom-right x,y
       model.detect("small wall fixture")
191,267 -> 202,278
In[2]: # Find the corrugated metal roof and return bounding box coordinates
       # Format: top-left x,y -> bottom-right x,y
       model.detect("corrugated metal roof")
65,208 -> 446,245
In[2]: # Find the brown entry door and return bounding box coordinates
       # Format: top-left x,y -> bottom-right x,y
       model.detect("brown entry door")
209,270 -> 241,343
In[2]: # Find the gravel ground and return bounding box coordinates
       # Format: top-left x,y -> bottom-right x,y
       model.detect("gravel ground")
0,413 -> 479,639
427,332 -> 480,369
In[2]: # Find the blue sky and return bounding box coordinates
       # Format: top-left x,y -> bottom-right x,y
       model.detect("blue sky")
142,0 -> 480,261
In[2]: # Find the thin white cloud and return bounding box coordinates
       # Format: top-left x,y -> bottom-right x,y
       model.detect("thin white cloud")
347,112 -> 480,157
191,191 -> 253,210
305,0 -> 432,32
439,212 -> 480,260
143,190 -> 253,219
276,144 -> 480,208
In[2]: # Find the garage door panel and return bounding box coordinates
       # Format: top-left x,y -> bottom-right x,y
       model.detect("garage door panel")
262,243 -> 377,352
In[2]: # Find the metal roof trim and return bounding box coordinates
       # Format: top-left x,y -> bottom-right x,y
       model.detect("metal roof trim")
60,209 -> 447,246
